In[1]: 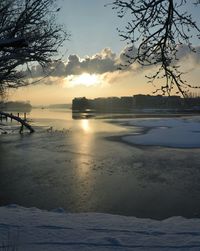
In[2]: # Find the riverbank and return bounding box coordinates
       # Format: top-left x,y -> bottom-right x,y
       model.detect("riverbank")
1,205 -> 200,251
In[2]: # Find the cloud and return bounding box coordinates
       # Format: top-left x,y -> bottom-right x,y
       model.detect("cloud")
25,44 -> 200,83
176,44 -> 200,65
66,48 -> 119,75
26,48 -> 120,79
25,46 -> 141,78
118,46 -> 137,65
25,60 -> 66,78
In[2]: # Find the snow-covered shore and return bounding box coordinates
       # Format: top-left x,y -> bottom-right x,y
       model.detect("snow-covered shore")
121,116 -> 200,148
1,205 -> 200,251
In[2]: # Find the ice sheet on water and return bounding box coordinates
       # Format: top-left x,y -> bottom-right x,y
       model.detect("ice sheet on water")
121,117 -> 200,148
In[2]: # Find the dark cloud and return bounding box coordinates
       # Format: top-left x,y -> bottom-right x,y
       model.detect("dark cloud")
26,48 -> 120,78
119,46 -> 137,65
176,44 -> 200,64
25,60 -> 66,78
65,48 -> 118,75
25,45 -> 200,80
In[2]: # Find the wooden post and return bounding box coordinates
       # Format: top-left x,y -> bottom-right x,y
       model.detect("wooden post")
24,113 -> 26,121
19,125 -> 24,134
10,113 -> 13,122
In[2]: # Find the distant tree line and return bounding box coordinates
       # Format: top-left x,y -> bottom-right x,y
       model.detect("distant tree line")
72,95 -> 200,112
0,100 -> 32,112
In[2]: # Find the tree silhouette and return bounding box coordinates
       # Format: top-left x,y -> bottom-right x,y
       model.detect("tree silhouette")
110,0 -> 200,97
0,0 -> 69,96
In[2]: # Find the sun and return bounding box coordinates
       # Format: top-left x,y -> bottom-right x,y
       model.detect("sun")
66,73 -> 101,87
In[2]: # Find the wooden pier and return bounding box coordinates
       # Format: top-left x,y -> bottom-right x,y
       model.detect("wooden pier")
0,111 -> 34,133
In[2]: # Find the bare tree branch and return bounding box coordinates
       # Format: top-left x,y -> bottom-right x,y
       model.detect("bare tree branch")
0,0 -> 69,96
109,0 -> 200,97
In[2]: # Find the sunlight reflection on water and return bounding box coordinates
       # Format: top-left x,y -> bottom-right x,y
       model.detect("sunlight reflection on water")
29,108 -> 129,134
81,119 -> 92,134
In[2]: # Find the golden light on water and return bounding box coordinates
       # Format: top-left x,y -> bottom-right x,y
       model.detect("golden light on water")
81,119 -> 91,133
73,119 -> 94,181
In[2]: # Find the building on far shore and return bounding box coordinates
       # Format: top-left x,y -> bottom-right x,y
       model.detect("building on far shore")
72,94 -> 198,113
133,94 -> 182,109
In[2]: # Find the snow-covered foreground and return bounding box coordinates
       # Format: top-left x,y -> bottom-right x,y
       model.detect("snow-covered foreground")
1,205 -> 200,251
122,116 -> 200,148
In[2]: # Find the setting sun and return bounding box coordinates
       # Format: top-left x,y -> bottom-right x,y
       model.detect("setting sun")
66,73 -> 101,87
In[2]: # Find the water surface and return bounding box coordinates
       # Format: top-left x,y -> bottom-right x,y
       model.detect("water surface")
1,109 -> 200,219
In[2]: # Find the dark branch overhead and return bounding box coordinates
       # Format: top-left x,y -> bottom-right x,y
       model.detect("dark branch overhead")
0,0 -> 69,96
110,0 -> 200,97
0,38 -> 28,48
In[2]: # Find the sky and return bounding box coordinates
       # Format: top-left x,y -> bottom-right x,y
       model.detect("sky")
10,0 -> 200,105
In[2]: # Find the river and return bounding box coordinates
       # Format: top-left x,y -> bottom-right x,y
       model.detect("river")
0,108 -> 200,219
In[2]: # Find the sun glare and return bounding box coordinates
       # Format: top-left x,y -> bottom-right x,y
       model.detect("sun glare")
81,119 -> 91,133
66,73 -> 101,87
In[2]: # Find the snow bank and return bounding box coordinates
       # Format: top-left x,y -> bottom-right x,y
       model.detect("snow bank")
122,117 -> 200,148
0,205 -> 200,250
